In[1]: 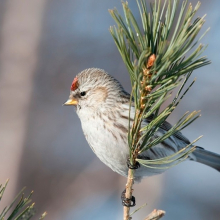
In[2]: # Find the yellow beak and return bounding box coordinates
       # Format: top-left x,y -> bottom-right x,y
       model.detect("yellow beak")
63,98 -> 78,106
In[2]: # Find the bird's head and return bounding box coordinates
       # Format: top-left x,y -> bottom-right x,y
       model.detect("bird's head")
63,68 -> 130,114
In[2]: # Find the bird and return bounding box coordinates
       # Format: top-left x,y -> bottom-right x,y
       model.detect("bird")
64,68 -> 220,183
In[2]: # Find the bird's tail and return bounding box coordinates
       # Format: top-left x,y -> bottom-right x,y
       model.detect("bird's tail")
192,147 -> 220,172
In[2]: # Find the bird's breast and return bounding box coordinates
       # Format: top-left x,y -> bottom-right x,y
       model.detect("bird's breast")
79,111 -> 130,176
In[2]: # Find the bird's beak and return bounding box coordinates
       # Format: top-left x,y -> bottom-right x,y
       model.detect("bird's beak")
63,98 -> 78,106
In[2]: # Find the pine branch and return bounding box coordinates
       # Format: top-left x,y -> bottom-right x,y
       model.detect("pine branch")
109,0 -> 210,219
123,169 -> 134,220
0,180 -> 47,220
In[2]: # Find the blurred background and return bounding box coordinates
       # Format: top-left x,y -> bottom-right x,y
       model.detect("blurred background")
0,0 -> 220,219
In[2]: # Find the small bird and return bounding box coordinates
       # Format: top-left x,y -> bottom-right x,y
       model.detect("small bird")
64,68 -> 220,182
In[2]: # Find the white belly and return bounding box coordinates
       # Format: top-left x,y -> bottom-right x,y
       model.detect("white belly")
80,113 -> 129,177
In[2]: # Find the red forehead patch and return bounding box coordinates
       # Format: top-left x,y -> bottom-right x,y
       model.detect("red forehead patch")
70,77 -> 79,91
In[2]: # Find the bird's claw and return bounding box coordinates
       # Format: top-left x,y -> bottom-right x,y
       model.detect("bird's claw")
127,158 -> 140,169
121,189 -> 136,207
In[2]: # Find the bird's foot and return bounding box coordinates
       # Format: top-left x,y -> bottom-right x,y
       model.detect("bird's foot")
127,158 -> 140,169
121,189 -> 136,207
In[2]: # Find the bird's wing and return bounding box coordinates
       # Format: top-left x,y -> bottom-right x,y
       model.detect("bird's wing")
144,115 -> 191,144
137,116 -> 191,160
122,105 -> 191,160
125,104 -> 191,145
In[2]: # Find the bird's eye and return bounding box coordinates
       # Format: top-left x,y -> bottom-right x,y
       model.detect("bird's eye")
80,91 -> 86,96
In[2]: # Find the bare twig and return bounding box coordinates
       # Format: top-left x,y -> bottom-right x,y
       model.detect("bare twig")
123,169 -> 134,220
144,209 -> 165,220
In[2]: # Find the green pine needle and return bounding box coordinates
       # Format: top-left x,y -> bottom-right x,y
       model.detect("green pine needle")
0,180 -> 46,220
109,0 -> 209,168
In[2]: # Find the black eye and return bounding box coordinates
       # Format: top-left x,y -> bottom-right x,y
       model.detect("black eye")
80,91 -> 86,96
